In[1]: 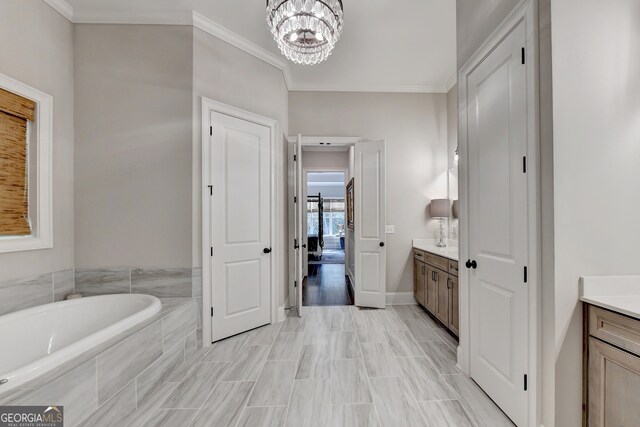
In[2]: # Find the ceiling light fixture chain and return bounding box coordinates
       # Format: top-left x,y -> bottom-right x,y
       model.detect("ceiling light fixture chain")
266,0 -> 344,65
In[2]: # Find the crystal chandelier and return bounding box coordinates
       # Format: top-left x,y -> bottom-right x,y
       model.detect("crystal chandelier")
266,0 -> 344,65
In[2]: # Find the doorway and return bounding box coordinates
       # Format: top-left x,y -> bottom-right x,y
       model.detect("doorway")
304,170 -> 352,306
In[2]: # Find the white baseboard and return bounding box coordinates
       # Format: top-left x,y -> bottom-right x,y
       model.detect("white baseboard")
276,305 -> 286,323
386,292 -> 416,305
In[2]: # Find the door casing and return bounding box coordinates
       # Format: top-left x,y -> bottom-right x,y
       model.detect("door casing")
201,97 -> 279,347
458,1 -> 541,426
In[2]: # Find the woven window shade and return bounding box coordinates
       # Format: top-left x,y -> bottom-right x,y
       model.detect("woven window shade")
0,88 -> 36,236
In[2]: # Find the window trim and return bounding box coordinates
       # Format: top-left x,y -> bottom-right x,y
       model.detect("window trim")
0,73 -> 53,253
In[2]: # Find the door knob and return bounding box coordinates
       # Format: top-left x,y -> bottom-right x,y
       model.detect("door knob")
263,247 -> 272,254
471,260 -> 477,269
379,242 -> 385,247
465,259 -> 472,269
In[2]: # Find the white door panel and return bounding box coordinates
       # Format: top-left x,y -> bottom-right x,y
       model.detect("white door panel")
296,140 -> 304,316
210,111 -> 271,341
354,141 -> 386,309
467,20 -> 528,426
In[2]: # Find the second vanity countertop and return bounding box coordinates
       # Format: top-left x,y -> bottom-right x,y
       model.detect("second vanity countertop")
412,239 -> 459,261
580,276 -> 640,320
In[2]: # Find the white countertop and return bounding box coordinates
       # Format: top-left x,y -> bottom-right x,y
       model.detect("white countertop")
412,239 -> 459,261
580,276 -> 640,320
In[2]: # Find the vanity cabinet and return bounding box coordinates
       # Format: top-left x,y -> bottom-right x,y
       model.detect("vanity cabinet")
413,249 -> 458,337
585,305 -> 640,426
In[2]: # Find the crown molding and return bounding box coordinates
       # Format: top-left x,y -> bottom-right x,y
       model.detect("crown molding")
73,9 -> 193,25
288,83 -> 450,94
43,0 -> 74,22
191,12 -> 292,88
444,72 -> 457,92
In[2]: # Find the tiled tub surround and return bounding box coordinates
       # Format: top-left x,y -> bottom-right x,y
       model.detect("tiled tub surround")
0,269 -> 75,316
0,298 -> 198,427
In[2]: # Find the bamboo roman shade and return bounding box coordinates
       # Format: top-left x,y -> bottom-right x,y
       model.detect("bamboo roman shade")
0,87 -> 36,236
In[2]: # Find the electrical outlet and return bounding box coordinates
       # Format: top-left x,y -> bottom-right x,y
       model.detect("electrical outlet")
385,225 -> 395,234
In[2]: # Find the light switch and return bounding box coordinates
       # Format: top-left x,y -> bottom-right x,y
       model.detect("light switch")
385,225 -> 395,234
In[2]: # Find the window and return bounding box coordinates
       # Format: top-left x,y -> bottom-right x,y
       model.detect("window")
0,74 -> 52,253
306,198 -> 345,237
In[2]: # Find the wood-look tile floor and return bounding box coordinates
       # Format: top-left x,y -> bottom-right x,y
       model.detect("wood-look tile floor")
303,264 -> 353,306
141,305 -> 515,427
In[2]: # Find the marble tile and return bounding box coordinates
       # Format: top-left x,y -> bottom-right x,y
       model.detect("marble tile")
360,342 -> 403,378
248,361 -> 296,407
303,328 -> 331,346
75,268 -> 130,296
281,313 -> 306,332
402,318 -> 440,342
131,268 -> 192,298
184,330 -> 198,358
203,333 -> 249,362
268,332 -> 304,361
143,409 -> 197,427
126,383 -> 178,427
190,381 -> 254,427
0,388 -> 34,406
53,269 -> 74,301
296,345 -> 331,379
419,400 -> 473,427
370,377 -> 426,427
135,340 -> 185,403
160,362 -> 229,409
443,375 -> 515,427
237,406 -> 287,427
410,305 -> 440,329
191,267 -> 202,298
354,324 -> 387,344
245,322 -> 282,346
390,305 -> 420,320
221,346 -> 270,381
396,357 -> 455,401
162,300 -> 196,350
97,320 -> 163,404
383,330 -> 424,357
0,273 -> 52,316
331,310 -> 355,331
330,331 -> 361,359
19,358 -> 97,427
331,359 -> 373,404
332,404 -> 380,427
285,379 -> 332,427
418,340 -> 460,374
434,327 -> 459,353
371,310 -> 406,331
79,380 -> 136,427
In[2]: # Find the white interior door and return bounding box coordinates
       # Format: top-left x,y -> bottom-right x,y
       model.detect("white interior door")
209,111 -> 271,341
354,140 -> 386,308
295,139 -> 304,316
467,20 -> 528,426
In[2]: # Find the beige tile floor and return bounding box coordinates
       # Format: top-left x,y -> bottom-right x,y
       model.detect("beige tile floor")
139,305 -> 515,427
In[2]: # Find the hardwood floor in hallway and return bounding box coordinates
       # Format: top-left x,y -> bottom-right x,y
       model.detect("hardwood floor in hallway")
133,305 -> 514,427
303,264 -> 353,306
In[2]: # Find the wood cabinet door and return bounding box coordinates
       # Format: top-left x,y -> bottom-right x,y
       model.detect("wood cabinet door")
434,269 -> 449,325
425,267 -> 437,313
448,275 -> 459,337
589,337 -> 640,427
413,260 -> 425,306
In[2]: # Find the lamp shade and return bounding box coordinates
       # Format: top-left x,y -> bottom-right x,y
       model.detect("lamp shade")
430,199 -> 451,218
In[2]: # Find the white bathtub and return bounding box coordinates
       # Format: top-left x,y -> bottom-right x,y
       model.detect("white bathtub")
0,294 -> 161,392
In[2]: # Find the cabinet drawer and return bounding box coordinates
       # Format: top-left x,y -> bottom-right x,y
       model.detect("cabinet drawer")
414,249 -> 426,261
426,253 -> 449,271
448,260 -> 459,276
589,305 -> 640,357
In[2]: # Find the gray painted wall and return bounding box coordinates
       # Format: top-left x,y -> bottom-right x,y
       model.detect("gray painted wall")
457,0 -> 520,67
74,24 -> 194,269
0,1 -> 75,281
289,92 -> 448,295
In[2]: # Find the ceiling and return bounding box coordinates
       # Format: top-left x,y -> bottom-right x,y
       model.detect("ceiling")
61,0 -> 457,93
307,172 -> 345,184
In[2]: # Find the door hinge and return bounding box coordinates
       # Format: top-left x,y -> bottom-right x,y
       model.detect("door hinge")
294,280 -> 297,288
521,47 -> 526,65
524,266 -> 528,283
210,247 -> 213,257
294,154 -> 297,161
524,374 -> 528,391
208,185 -> 213,196
210,126 -> 213,136
294,196 -> 297,203
211,307 -> 214,317
522,156 -> 527,173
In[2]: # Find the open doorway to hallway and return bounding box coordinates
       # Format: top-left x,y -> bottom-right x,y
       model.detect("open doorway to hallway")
304,171 -> 353,306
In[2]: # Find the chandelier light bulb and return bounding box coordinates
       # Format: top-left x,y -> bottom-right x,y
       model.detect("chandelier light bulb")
266,0 -> 344,65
